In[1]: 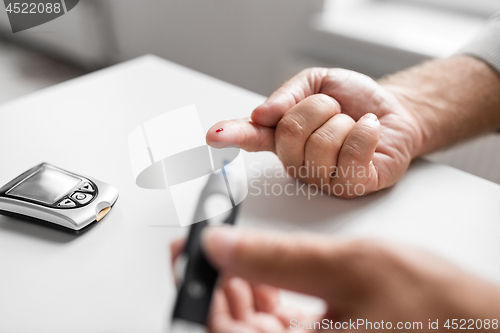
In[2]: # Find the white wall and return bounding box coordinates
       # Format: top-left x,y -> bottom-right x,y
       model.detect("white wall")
0,0 -> 324,95
0,1 -> 110,68
107,0 -> 324,95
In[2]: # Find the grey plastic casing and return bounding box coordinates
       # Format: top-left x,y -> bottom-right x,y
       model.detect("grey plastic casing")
0,163 -> 118,231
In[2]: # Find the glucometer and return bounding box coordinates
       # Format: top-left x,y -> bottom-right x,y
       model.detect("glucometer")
0,163 -> 119,233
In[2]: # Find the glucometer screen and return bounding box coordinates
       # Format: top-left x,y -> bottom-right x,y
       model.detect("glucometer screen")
8,167 -> 81,204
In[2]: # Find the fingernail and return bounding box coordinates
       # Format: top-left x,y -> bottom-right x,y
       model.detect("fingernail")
202,227 -> 241,267
362,113 -> 379,123
208,142 -> 240,149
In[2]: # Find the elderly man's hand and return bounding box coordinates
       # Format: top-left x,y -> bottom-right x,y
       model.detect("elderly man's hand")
206,68 -> 423,198
197,227 -> 500,332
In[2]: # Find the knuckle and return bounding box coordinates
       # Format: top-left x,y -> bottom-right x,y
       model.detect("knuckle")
276,116 -> 305,139
298,67 -> 315,77
300,67 -> 327,78
260,235 -> 296,274
345,239 -> 391,266
234,234 -> 250,256
342,127 -> 377,161
307,130 -> 335,153
310,93 -> 339,112
295,68 -> 330,94
358,123 -> 379,140
341,137 -> 366,162
275,86 -> 291,96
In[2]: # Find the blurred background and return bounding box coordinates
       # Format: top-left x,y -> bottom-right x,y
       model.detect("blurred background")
1,0 -> 499,183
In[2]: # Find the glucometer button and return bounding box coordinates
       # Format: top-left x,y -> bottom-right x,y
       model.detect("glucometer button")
79,182 -> 95,193
71,192 -> 93,205
75,193 -> 86,201
58,198 -> 76,208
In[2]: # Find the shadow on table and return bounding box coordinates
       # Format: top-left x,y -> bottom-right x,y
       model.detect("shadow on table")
239,172 -> 392,233
0,216 -> 86,243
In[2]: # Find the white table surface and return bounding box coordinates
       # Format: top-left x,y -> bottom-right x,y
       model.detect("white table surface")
0,55 -> 499,333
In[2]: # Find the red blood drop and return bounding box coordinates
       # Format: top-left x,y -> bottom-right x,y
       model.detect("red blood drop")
216,128 -> 224,133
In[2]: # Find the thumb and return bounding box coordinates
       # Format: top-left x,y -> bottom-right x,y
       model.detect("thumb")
251,68 -> 330,127
333,113 -> 381,198
206,118 -> 275,152
202,227 -> 355,299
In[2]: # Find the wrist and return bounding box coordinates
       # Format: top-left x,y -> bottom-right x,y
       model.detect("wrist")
381,84 -> 430,158
380,56 -> 500,158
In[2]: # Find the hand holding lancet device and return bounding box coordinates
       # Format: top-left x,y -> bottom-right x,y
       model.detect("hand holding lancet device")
171,163 -> 243,333
0,163 -> 119,233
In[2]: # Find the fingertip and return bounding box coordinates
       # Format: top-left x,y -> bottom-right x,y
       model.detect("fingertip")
170,238 -> 185,266
206,120 -> 239,148
202,227 -> 241,268
210,288 -> 229,316
355,113 -> 382,145
337,113 -> 381,170
207,118 -> 276,152
224,277 -> 255,320
170,238 -> 185,254
251,102 -> 278,127
253,284 -> 281,313
251,92 -> 296,127
250,104 -> 268,126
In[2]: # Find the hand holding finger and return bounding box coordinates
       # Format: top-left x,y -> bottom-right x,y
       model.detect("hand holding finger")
275,94 -> 341,173
303,113 -> 355,187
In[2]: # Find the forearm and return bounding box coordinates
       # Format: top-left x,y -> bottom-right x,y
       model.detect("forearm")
380,55 -> 500,157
